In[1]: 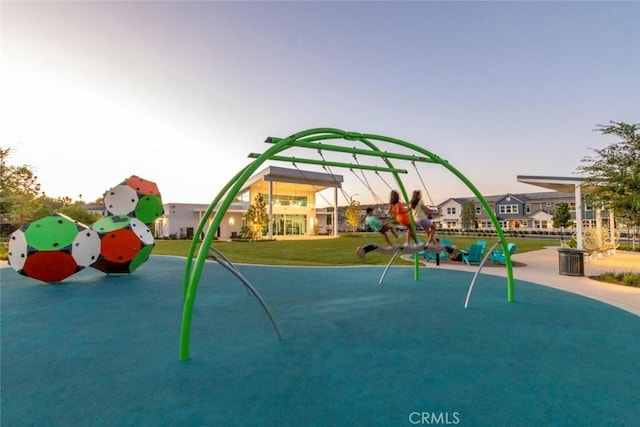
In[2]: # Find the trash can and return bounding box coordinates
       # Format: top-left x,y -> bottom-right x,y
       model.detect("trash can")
558,248 -> 585,276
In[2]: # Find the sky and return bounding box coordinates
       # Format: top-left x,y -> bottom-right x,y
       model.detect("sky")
1,1 -> 638,207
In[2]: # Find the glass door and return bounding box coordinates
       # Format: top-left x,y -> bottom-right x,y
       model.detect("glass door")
272,214 -> 307,235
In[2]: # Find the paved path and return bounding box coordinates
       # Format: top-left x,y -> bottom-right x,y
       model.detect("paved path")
409,247 -> 640,316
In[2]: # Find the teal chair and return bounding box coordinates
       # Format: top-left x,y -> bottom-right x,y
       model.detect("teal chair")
414,238 -> 452,263
476,240 -> 487,255
491,243 -> 516,264
428,238 -> 453,262
461,244 -> 483,265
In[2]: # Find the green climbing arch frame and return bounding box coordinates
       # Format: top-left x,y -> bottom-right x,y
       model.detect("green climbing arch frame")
179,128 -> 515,361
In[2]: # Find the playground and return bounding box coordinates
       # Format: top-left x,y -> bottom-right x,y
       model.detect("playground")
179,128 -> 519,362
2,253 -> 640,426
3,128 -> 639,426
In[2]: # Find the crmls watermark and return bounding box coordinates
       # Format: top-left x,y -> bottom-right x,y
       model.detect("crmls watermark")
409,411 -> 461,425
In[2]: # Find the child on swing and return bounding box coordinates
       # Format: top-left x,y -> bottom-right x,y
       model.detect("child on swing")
364,207 -> 398,247
388,190 -> 418,246
410,190 -> 438,244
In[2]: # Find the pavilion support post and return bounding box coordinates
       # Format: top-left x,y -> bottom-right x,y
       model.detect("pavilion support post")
596,206 -> 603,252
610,208 -> 616,254
333,187 -> 338,237
268,181 -> 274,240
575,184 -> 584,250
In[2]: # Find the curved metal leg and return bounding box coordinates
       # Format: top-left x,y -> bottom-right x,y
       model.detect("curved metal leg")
215,260 -> 283,339
464,241 -> 500,308
379,250 -> 400,285
208,246 -> 251,295
208,245 -> 282,338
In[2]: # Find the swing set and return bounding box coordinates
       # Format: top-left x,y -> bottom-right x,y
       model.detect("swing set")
179,128 -> 515,361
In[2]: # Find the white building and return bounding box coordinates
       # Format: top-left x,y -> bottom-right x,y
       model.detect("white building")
154,201 -> 248,240
154,166 -> 343,240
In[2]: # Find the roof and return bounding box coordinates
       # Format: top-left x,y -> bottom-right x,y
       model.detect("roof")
517,175 -> 599,194
241,166 -> 344,193
444,190 -> 579,207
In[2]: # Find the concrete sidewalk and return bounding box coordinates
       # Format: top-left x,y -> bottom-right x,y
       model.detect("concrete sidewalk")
411,247 -> 640,316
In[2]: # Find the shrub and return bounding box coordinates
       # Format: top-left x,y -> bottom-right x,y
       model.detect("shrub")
599,272 -> 618,283
596,271 -> 640,287
621,272 -> 640,287
0,242 -> 7,261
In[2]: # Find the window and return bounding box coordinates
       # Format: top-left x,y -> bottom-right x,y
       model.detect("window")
498,204 -> 519,214
272,194 -> 308,207
525,204 -> 531,213
475,206 -> 481,215
237,191 -> 250,203
447,207 -> 457,215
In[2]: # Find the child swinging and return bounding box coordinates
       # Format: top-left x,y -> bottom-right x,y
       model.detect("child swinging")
364,207 -> 398,246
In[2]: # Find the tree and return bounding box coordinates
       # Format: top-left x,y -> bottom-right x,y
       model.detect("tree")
58,203 -> 102,225
0,147 -> 48,230
461,201 -> 477,229
345,200 -> 363,232
552,202 -> 572,242
578,121 -> 640,245
57,196 -> 73,207
241,193 -> 268,241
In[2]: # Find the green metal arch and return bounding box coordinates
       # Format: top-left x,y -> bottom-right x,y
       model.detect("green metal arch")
179,128 -> 514,361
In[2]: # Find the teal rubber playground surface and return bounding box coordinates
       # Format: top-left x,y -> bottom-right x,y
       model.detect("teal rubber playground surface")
2,255 -> 639,426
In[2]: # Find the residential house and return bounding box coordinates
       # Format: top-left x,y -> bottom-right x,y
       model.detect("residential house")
439,191 -> 608,231
437,198 -> 465,229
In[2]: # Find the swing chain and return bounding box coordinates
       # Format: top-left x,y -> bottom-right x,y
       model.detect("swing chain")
412,160 -> 436,208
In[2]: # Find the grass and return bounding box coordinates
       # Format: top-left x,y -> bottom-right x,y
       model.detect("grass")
151,234 -> 558,266
0,234 -> 619,266
5,234 -> 638,288
2,236 -> 637,265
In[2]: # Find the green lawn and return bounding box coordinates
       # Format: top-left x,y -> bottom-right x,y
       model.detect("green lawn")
152,234 -> 561,266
